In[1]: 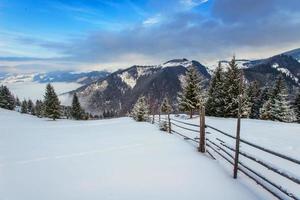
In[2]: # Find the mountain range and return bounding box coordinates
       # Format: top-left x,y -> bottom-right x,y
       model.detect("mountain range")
1,48 -> 300,116
0,70 -> 110,85
63,48 -> 300,116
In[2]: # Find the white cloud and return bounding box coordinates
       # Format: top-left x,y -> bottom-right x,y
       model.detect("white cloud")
142,15 -> 161,26
180,0 -> 208,9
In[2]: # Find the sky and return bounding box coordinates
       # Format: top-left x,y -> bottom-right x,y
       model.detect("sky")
1,0 -> 300,73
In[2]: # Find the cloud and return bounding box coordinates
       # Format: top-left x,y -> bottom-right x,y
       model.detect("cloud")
1,0 -> 300,73
180,0 -> 209,9
143,14 -> 161,26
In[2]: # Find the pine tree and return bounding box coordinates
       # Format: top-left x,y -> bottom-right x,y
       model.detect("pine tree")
160,97 -> 173,114
269,76 -> 294,122
260,76 -> 294,122
246,81 -> 261,119
71,93 -> 83,120
223,57 -> 243,117
43,83 -> 61,120
21,100 -> 28,114
178,67 -> 206,118
0,85 -> 15,110
260,98 -> 272,120
132,96 -> 149,122
15,97 -> 21,107
35,100 -> 43,117
294,92 -> 300,122
27,99 -> 35,115
206,62 -> 226,117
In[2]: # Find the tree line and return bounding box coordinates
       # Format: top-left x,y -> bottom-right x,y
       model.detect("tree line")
0,83 -> 95,120
132,57 -> 300,123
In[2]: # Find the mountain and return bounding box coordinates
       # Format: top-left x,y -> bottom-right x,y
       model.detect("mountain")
283,48 -> 300,62
218,49 -> 300,92
63,59 -> 211,115
0,70 -> 110,85
243,54 -> 300,91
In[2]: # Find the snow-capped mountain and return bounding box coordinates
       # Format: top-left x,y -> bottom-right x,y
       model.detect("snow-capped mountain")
218,48 -> 300,89
0,70 -> 110,85
242,54 -> 300,89
63,59 -> 211,115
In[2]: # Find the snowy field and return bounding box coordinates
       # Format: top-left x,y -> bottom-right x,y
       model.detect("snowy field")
1,109 -> 299,200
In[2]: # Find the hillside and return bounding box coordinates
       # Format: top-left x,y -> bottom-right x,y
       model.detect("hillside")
0,108 -> 282,200
63,59 -> 211,115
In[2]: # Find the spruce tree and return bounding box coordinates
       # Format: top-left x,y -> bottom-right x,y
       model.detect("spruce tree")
132,96 -> 149,122
0,85 -> 15,110
178,67 -> 206,118
27,99 -> 35,115
260,76 -> 294,122
223,57 -> 242,117
160,97 -> 173,114
246,81 -> 261,119
206,62 -> 226,117
35,100 -> 43,117
269,76 -> 294,122
43,83 -> 61,120
71,93 -> 83,120
21,100 -> 28,114
294,92 -> 300,122
15,97 -> 21,107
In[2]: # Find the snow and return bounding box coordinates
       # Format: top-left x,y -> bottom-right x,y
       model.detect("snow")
272,63 -> 299,84
118,71 -> 136,89
0,109 -> 272,200
161,60 -> 192,68
169,115 -> 300,199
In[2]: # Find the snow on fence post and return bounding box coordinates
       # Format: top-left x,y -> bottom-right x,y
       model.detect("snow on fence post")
233,95 -> 242,179
168,113 -> 171,134
198,106 -> 206,153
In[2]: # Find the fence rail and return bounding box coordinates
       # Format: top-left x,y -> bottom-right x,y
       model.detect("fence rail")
149,112 -> 300,200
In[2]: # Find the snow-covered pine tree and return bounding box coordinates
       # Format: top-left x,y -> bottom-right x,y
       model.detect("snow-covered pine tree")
132,96 -> 149,122
21,100 -> 28,114
294,92 -> 300,122
15,97 -> 21,107
269,76 -> 294,122
160,97 -> 173,114
43,83 -> 61,120
0,85 -> 15,110
71,93 -> 83,120
35,100 -> 43,117
178,67 -> 206,118
223,57 -> 243,117
260,98 -> 272,120
206,62 -> 226,117
246,81 -> 261,119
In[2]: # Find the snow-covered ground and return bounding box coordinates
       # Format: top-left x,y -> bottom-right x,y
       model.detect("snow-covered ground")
169,115 -> 300,199
0,109 -> 276,200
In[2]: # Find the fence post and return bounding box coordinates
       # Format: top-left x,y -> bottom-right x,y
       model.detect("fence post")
198,106 -> 206,153
233,95 -> 242,179
168,113 -> 171,133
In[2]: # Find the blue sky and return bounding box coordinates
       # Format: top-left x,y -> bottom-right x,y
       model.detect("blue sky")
1,0 -> 300,73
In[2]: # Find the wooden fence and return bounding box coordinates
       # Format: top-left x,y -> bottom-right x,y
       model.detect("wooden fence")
149,111 -> 300,200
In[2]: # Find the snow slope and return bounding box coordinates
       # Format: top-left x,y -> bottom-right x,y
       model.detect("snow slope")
0,109 -> 270,200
